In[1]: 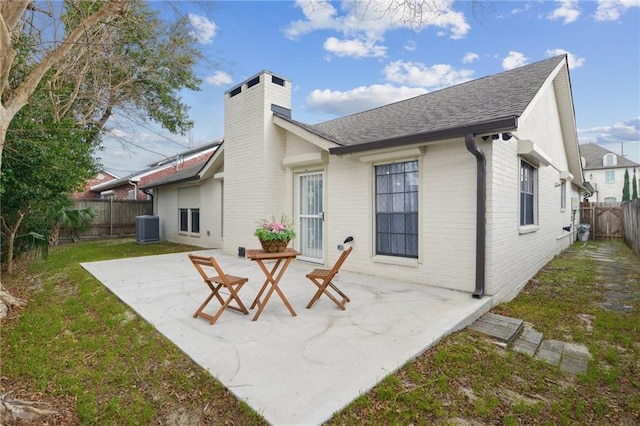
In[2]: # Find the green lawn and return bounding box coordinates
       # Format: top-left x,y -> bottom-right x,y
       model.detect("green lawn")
2,238 -> 638,425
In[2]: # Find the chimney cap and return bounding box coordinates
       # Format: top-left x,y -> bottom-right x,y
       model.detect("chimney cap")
224,70 -> 290,95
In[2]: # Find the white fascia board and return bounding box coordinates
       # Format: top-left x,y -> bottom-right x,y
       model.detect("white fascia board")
272,115 -> 335,151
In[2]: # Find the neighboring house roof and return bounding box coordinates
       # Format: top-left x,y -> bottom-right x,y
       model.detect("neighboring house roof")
140,161 -> 206,188
276,55 -> 566,154
145,140 -> 221,168
91,140 -> 221,193
579,142 -> 639,170
141,143 -> 225,189
73,170 -> 120,199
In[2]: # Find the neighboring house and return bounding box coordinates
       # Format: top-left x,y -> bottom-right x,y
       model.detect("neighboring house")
73,170 -> 119,199
579,142 -> 639,203
90,140 -> 221,200
143,55 -> 590,304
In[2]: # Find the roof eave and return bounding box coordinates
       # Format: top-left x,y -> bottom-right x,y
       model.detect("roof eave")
328,116 -> 519,155
141,175 -> 201,190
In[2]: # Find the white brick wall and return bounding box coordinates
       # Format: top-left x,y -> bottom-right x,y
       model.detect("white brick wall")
486,85 -> 576,303
318,140 -> 478,291
421,142 -> 477,291
153,179 -> 223,248
223,72 -> 292,255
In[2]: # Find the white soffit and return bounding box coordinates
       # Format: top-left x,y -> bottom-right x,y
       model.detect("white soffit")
517,139 -> 552,167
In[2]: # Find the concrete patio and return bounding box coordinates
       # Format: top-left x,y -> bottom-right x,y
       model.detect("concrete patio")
81,249 -> 492,425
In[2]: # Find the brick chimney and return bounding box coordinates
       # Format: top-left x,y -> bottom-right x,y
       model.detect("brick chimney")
223,71 -> 292,254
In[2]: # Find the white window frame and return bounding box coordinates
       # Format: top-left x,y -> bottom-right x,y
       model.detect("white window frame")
178,187 -> 201,236
560,180 -> 567,211
519,159 -> 538,232
374,160 -> 419,258
178,207 -> 200,235
605,171 -> 615,184
603,153 -> 616,167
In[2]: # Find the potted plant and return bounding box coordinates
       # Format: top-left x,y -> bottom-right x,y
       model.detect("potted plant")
254,215 -> 296,252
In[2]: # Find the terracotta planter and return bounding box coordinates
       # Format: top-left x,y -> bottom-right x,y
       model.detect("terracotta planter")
259,239 -> 290,253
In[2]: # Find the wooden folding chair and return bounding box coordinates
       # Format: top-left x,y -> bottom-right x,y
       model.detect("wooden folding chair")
188,254 -> 249,325
306,246 -> 353,310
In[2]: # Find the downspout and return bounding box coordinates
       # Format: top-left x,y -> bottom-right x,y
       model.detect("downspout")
464,133 -> 486,299
129,180 -> 138,200
142,189 -> 154,215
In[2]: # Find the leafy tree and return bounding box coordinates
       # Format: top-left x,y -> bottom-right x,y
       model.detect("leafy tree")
622,168 -> 630,202
0,0 -> 129,170
0,0 -> 203,317
49,1 -> 202,138
1,85 -> 99,274
633,168 -> 638,200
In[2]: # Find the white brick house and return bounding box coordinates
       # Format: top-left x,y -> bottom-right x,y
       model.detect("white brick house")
144,55 -> 590,304
579,143 -> 639,203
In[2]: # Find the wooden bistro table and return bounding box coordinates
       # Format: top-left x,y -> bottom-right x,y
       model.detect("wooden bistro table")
246,248 -> 300,321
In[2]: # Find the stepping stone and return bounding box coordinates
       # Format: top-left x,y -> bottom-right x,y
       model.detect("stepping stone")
469,313 -> 523,345
534,339 -> 564,367
560,343 -> 590,374
512,324 -> 543,357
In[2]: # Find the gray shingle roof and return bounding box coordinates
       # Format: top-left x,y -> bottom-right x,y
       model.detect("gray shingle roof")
579,142 -> 639,170
308,55 -> 566,149
140,162 -> 205,189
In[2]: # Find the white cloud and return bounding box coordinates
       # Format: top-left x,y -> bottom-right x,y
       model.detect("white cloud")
462,52 -> 479,64
595,0 -> 640,21
384,60 -> 474,89
545,49 -> 586,69
428,8 -> 470,39
285,0 -> 339,39
548,0 -> 581,24
189,14 -> 217,44
403,40 -> 417,52
285,0 -> 470,43
323,37 -> 387,58
206,71 -> 232,86
502,51 -> 529,70
511,2 -> 533,15
306,84 -> 428,117
578,117 -> 640,143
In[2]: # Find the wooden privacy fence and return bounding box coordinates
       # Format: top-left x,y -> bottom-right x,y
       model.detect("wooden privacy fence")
59,199 -> 152,240
579,202 -> 623,240
622,199 -> 640,256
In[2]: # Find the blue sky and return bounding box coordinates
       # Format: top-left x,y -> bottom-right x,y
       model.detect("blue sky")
98,0 -> 640,174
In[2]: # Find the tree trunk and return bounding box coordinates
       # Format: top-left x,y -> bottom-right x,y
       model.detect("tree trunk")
1,391 -> 57,422
0,284 -> 27,320
1,209 -> 26,275
0,211 -> 27,319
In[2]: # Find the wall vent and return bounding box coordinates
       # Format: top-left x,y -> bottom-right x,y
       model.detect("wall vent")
272,76 -> 285,87
135,215 -> 160,244
229,86 -> 242,97
247,76 -> 260,88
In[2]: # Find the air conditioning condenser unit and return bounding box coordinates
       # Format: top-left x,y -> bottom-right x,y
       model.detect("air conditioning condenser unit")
135,215 -> 160,244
